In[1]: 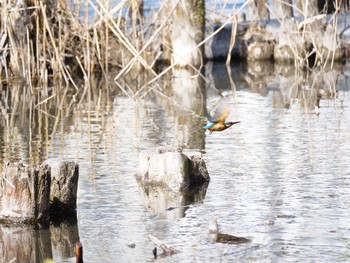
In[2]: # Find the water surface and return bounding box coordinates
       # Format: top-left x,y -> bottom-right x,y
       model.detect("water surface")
0,61 -> 350,262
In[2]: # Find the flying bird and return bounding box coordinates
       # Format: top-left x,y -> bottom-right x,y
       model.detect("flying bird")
203,99 -> 240,134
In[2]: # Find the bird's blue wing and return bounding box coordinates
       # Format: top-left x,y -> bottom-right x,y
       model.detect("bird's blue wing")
203,122 -> 215,129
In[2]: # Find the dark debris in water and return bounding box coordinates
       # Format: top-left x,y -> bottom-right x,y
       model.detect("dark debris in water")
166,205 -> 190,211
215,233 -> 251,244
127,243 -> 136,248
277,214 -> 296,219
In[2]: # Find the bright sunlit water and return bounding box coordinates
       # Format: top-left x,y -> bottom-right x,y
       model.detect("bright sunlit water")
1,61 -> 350,262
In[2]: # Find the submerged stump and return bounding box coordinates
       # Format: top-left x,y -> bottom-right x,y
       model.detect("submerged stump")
137,147 -> 209,192
0,159 -> 79,224
43,159 -> 79,216
0,163 -> 51,223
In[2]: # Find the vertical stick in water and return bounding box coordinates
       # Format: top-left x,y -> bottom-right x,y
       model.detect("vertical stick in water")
76,242 -> 83,263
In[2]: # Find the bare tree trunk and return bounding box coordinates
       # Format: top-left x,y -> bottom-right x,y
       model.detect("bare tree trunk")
247,0 -> 270,21
272,0 -> 293,19
171,0 -> 205,68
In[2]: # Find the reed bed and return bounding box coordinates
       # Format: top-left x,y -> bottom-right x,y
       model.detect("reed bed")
0,0 -> 161,88
0,0 -> 346,89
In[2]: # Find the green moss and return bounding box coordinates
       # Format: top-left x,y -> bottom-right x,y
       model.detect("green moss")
190,0 -> 205,27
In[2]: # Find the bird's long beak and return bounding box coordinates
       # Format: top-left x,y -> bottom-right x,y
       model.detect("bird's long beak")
233,121 -> 241,125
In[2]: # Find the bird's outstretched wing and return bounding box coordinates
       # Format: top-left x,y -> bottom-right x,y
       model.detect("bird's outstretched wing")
206,98 -> 229,123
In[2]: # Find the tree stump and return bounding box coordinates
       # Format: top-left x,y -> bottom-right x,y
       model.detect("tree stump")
0,163 -> 51,223
137,147 -> 209,192
43,159 -> 79,216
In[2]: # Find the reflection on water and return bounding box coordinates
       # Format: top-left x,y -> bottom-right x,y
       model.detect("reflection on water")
0,222 -> 79,262
137,178 -> 209,219
1,62 -> 350,262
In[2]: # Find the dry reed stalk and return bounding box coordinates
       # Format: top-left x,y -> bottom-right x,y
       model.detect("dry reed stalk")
76,55 -> 91,108
199,0 -> 250,49
6,15 -> 21,77
266,3 -> 305,67
104,14 -> 110,76
225,13 -> 238,95
93,0 -> 129,28
328,0 -> 340,70
113,0 -> 180,81
26,28 -> 33,93
226,11 -> 238,66
0,0 -> 84,88
115,79 -> 134,98
88,0 -> 151,72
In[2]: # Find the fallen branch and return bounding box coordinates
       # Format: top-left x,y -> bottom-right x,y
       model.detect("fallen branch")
148,234 -> 179,259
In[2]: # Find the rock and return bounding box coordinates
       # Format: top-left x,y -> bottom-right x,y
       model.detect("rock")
0,162 -> 51,223
137,147 -> 209,192
43,159 -> 79,216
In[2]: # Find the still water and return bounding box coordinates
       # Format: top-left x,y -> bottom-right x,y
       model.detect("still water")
1,61 -> 350,262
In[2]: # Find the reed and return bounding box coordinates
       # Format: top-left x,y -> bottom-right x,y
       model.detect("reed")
0,0 -> 148,86
1,0 -> 346,89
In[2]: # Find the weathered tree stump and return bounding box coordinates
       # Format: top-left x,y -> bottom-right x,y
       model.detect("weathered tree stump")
137,147 -> 209,192
0,163 -> 51,223
0,159 -> 79,223
43,159 -> 79,216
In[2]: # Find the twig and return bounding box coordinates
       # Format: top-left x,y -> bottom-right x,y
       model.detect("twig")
148,234 -> 179,256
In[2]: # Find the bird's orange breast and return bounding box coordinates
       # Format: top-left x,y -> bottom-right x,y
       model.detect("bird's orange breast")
209,123 -> 228,131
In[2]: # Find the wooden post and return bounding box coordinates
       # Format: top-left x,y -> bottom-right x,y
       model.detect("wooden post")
75,242 -> 83,263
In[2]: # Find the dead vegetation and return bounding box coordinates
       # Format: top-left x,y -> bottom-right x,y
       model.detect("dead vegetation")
0,0 -> 348,89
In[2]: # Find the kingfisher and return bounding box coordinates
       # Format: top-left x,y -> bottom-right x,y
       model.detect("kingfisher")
203,99 -> 240,134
